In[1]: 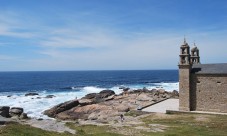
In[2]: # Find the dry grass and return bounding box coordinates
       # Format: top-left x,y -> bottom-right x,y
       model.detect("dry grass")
1,113 -> 227,136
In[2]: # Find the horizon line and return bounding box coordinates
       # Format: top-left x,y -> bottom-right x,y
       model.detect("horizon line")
0,69 -> 178,72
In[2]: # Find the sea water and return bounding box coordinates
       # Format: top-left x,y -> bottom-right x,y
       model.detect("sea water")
0,70 -> 178,119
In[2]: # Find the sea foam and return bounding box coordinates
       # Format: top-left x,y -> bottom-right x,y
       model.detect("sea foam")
0,82 -> 178,119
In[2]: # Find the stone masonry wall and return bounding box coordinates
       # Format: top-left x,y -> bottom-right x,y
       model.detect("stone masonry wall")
179,65 -> 191,111
191,74 -> 227,113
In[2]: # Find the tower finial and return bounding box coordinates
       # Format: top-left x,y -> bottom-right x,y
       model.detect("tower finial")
193,40 -> 196,47
184,35 -> 186,44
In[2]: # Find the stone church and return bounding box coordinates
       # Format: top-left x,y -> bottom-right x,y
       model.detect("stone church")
178,39 -> 227,113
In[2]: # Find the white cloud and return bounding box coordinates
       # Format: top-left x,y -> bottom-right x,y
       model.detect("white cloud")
0,13 -> 36,38
0,28 -> 35,38
0,10 -> 227,71
31,29 -> 227,70
39,27 -> 122,49
32,32 -> 182,70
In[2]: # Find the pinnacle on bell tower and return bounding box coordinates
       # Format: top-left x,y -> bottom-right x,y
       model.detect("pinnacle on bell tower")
179,38 -> 190,65
190,42 -> 200,64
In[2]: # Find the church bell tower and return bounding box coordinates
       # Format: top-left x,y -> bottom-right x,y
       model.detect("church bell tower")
178,38 -> 191,111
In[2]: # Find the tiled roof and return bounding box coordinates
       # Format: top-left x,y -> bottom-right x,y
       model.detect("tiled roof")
191,63 -> 227,74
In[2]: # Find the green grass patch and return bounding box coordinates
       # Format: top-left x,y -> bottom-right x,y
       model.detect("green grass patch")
141,113 -> 227,136
1,113 -> 227,136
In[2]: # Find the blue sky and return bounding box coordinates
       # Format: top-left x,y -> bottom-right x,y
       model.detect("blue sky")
0,0 -> 227,71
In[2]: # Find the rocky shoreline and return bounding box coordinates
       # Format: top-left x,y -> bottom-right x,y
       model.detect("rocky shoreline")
44,88 -> 179,122
0,106 -> 28,120
0,88 -> 178,134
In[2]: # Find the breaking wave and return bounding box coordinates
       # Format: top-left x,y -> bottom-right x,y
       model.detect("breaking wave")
0,82 -> 178,119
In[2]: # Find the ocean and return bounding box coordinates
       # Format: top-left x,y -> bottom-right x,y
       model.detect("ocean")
0,70 -> 179,119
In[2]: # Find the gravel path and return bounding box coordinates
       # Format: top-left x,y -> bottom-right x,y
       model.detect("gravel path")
24,119 -> 76,134
142,99 -> 179,113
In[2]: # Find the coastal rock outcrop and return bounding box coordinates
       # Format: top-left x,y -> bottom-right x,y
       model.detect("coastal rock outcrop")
99,90 -> 115,98
88,109 -> 119,120
136,93 -> 152,101
0,106 -> 29,120
9,107 -> 24,117
45,89 -> 179,121
45,95 -> 56,98
19,113 -> 28,119
0,116 -> 13,125
44,100 -> 79,117
82,90 -> 115,99
82,93 -> 97,99
56,104 -> 112,120
78,99 -> 94,106
157,89 -> 166,94
25,92 -> 39,96
0,106 -> 10,118
80,90 -> 115,104
171,90 -> 179,98
114,105 -> 130,112
123,87 -> 130,92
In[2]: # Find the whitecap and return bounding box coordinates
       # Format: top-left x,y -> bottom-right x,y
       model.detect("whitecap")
0,91 -> 84,119
0,82 -> 179,119
81,86 -> 106,93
